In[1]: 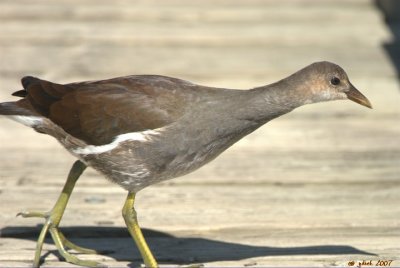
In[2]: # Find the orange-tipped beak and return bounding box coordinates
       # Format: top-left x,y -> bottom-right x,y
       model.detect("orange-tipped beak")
345,84 -> 372,109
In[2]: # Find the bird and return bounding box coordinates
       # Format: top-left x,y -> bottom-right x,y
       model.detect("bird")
0,61 -> 371,268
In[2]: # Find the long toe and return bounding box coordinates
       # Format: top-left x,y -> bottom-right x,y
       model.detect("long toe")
50,226 -> 104,267
59,252 -> 103,268
17,211 -> 48,218
19,209 -> 102,266
51,228 -> 104,267
59,232 -> 101,254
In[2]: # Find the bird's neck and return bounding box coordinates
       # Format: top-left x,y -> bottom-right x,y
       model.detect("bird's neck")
238,77 -> 315,124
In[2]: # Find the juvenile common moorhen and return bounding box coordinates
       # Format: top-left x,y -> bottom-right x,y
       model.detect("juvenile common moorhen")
0,61 -> 371,267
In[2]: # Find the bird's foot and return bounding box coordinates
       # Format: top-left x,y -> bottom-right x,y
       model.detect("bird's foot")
18,210 -> 102,267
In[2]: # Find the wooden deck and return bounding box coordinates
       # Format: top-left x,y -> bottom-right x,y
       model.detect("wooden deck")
0,0 -> 399,267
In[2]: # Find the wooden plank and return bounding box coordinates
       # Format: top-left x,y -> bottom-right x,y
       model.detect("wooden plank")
0,0 -> 399,267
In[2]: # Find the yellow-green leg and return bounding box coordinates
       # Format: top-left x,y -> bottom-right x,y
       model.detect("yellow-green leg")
18,160 -> 101,267
122,192 -> 158,268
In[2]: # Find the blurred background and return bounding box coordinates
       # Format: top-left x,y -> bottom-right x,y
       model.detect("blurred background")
0,0 -> 399,267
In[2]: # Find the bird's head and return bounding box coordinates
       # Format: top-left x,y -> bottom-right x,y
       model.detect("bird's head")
292,61 -> 372,109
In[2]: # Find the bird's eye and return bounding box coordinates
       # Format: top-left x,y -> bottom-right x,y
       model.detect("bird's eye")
330,77 -> 340,86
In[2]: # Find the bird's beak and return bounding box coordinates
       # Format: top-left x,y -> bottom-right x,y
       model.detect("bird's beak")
345,83 -> 372,109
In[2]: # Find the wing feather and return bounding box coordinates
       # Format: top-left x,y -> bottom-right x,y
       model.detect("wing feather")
13,75 -> 192,145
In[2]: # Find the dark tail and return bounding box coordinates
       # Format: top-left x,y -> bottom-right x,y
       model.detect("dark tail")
0,76 -> 43,116
12,76 -> 40,97
0,102 -> 86,150
1,76 -> 87,151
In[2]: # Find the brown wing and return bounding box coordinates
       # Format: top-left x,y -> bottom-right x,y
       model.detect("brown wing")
15,75 -> 191,145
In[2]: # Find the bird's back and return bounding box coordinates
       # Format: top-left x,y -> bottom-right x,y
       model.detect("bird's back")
1,75 -> 228,145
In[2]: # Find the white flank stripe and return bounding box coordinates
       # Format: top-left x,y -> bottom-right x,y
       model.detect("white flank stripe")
9,115 -> 43,127
72,129 -> 160,155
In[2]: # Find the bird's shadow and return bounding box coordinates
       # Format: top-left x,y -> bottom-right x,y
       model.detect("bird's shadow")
1,225 -> 376,267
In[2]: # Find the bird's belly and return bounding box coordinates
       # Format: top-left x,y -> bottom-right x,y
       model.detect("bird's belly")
79,134 -> 239,192
74,119 -> 260,192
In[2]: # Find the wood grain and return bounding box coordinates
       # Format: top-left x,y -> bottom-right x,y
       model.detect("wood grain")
0,0 -> 399,267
